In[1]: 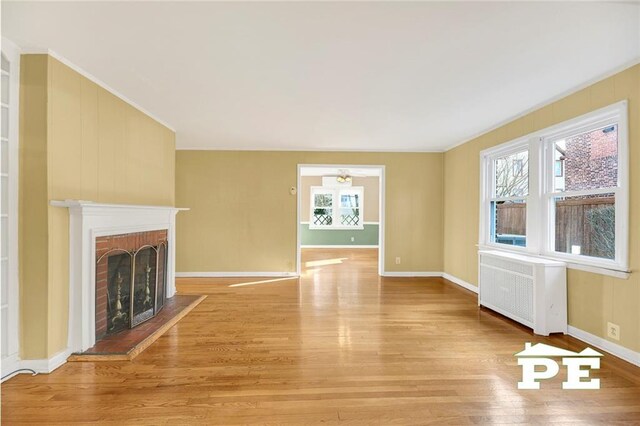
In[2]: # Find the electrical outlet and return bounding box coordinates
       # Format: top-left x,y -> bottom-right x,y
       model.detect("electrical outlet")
351,237 -> 355,242
607,322 -> 620,341
395,257 -> 401,265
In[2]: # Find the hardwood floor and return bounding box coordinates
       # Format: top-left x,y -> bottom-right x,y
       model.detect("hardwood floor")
3,248 -> 640,424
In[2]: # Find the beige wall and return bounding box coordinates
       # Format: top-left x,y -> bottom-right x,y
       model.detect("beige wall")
176,151 -> 443,273
19,55 -> 175,359
444,64 -> 640,352
19,55 -> 49,359
300,176 -> 379,222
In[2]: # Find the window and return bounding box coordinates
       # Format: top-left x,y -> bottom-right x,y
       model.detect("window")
480,101 -> 628,274
490,149 -> 528,247
310,186 -> 363,229
311,190 -> 334,226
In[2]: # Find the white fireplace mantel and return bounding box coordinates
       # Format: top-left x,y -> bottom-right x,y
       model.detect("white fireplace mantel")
51,200 -> 188,354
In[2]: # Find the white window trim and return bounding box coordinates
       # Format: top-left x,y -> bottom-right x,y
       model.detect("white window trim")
309,186 -> 365,230
479,101 -> 629,278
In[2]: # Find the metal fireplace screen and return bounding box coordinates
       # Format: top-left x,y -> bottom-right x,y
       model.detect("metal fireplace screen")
99,242 -> 168,336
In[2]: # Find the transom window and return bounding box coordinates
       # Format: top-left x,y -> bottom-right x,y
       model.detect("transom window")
310,186 -> 364,229
480,101 -> 628,274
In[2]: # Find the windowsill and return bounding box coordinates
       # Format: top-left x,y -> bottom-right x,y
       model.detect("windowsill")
477,244 -> 630,280
309,226 -> 365,231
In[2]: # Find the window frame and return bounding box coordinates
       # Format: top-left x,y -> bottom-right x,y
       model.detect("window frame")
479,101 -> 629,276
309,186 -> 365,230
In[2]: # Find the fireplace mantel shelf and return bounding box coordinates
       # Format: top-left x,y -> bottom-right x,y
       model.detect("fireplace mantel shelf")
51,200 -> 189,212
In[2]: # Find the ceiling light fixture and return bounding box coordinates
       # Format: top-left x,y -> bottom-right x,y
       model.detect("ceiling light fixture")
336,172 -> 352,183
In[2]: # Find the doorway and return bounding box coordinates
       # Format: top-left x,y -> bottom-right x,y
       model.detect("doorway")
296,164 -> 385,276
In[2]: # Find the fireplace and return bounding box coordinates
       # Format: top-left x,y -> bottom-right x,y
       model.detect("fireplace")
51,200 -> 186,354
95,230 -> 168,341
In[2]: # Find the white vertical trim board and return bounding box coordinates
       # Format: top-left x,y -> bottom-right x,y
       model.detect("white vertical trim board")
1,37 -> 22,380
568,325 -> 640,367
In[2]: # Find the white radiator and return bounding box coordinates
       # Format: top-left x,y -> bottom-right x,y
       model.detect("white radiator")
478,250 -> 567,336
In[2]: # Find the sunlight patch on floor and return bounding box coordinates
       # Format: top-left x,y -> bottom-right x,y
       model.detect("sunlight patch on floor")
228,277 -> 299,287
304,257 -> 348,268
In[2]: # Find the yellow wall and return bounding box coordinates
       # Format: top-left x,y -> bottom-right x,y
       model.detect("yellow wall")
19,55 -> 175,358
444,64 -> 640,352
175,151 -> 443,273
19,55 -> 49,358
300,176 -> 380,222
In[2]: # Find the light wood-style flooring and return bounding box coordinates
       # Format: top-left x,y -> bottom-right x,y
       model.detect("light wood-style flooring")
3,248 -> 640,424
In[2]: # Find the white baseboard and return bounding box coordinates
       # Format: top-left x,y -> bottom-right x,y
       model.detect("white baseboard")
442,273 -> 479,294
301,245 -> 378,249
440,275 -> 639,367
382,271 -> 442,277
382,271 -> 479,297
1,353 -> 21,382
176,271 -> 298,278
5,349 -> 72,380
568,325 -> 640,367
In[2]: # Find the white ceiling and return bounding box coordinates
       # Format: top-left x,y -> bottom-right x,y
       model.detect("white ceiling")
3,2 -> 639,152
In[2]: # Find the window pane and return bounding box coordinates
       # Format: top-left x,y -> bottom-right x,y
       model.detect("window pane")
554,193 -> 615,260
494,150 -> 528,197
314,193 -> 332,207
340,193 -> 360,208
554,124 -> 618,192
340,208 -> 360,226
491,200 -> 526,246
313,208 -> 332,226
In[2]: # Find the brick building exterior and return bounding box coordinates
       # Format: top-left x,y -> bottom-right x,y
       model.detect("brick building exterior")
562,125 -> 618,191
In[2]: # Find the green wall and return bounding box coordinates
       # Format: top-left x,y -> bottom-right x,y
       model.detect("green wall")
300,223 -> 379,246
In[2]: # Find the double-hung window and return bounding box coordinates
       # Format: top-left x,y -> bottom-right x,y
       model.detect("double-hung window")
480,101 -> 628,275
488,146 -> 530,248
310,186 -> 364,229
